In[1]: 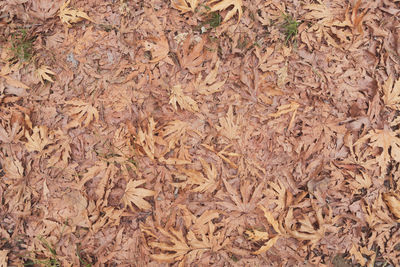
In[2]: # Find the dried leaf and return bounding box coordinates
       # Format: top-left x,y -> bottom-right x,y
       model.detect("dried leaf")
169,85 -> 199,112
207,0 -> 243,23
171,0 -> 198,13
25,125 -> 52,153
36,65 -> 56,84
383,192 -> 400,221
194,61 -> 225,95
59,0 -> 94,27
216,105 -> 240,140
382,75 -> 400,110
121,179 -> 156,210
65,99 -> 99,128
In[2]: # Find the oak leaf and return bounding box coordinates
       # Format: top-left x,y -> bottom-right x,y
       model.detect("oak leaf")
207,0 -> 243,23
121,179 -> 156,210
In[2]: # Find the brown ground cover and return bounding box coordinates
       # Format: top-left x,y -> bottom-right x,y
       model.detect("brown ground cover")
1,0 -> 400,266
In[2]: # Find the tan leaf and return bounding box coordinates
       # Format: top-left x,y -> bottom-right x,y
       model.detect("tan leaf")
3,157 -> 24,182
25,125 -> 52,153
45,129 -> 71,168
36,65 -> 56,84
171,0 -> 199,13
245,229 -> 269,242
148,227 -> 190,263
194,61 -> 225,95
355,126 -> 400,175
383,192 -> 400,221
0,250 -> 8,267
178,35 -> 207,74
382,75 -> 400,110
169,85 -> 199,112
65,99 -> 99,128
144,36 -> 170,63
59,0 -> 94,27
137,117 -> 157,160
216,105 -> 240,140
253,236 -> 280,255
160,120 -> 189,151
207,0 -> 243,23
121,179 -> 155,210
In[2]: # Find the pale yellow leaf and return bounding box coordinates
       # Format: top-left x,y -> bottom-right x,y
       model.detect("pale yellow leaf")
207,0 -> 243,23
36,65 -> 56,84
382,75 -> 400,110
59,0 -> 94,27
171,0 -> 198,13
121,179 -> 155,210
65,99 -> 99,128
169,84 -> 199,112
25,125 -> 52,153
217,105 -> 240,140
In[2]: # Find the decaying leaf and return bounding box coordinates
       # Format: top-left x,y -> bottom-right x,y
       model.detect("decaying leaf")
207,0 -> 243,23
121,179 -> 156,210
59,0 -> 94,27
169,85 -> 199,112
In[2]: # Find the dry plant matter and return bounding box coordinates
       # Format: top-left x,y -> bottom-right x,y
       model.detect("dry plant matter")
1,0 -> 400,266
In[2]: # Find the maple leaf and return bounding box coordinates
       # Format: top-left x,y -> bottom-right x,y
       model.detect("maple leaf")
216,105 -> 240,140
178,35 -> 207,74
207,0 -> 243,23
25,125 -> 52,153
36,65 -> 55,84
144,36 -> 170,63
194,61 -> 226,95
0,120 -> 24,143
173,158 -> 218,193
383,192 -> 400,221
2,157 -> 24,183
171,0 -> 198,13
121,179 -> 156,210
0,63 -> 29,91
65,99 -> 99,128
59,0 -> 94,27
169,85 -> 199,113
136,117 -> 157,160
218,179 -> 264,213
144,209 -> 228,264
160,120 -> 189,151
355,126 -> 400,174
44,129 -> 71,168
382,75 -> 400,110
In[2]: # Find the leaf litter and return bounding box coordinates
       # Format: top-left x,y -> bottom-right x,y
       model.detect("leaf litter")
1,0 -> 400,266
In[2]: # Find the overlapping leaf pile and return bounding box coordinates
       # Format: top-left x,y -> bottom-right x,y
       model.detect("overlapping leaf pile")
1,0 -> 400,266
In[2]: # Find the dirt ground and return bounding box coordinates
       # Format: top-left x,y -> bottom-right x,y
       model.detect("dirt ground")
1,0 -> 400,266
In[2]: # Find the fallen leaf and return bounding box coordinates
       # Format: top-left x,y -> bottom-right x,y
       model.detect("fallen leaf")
121,179 -> 156,210
207,0 -> 243,23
